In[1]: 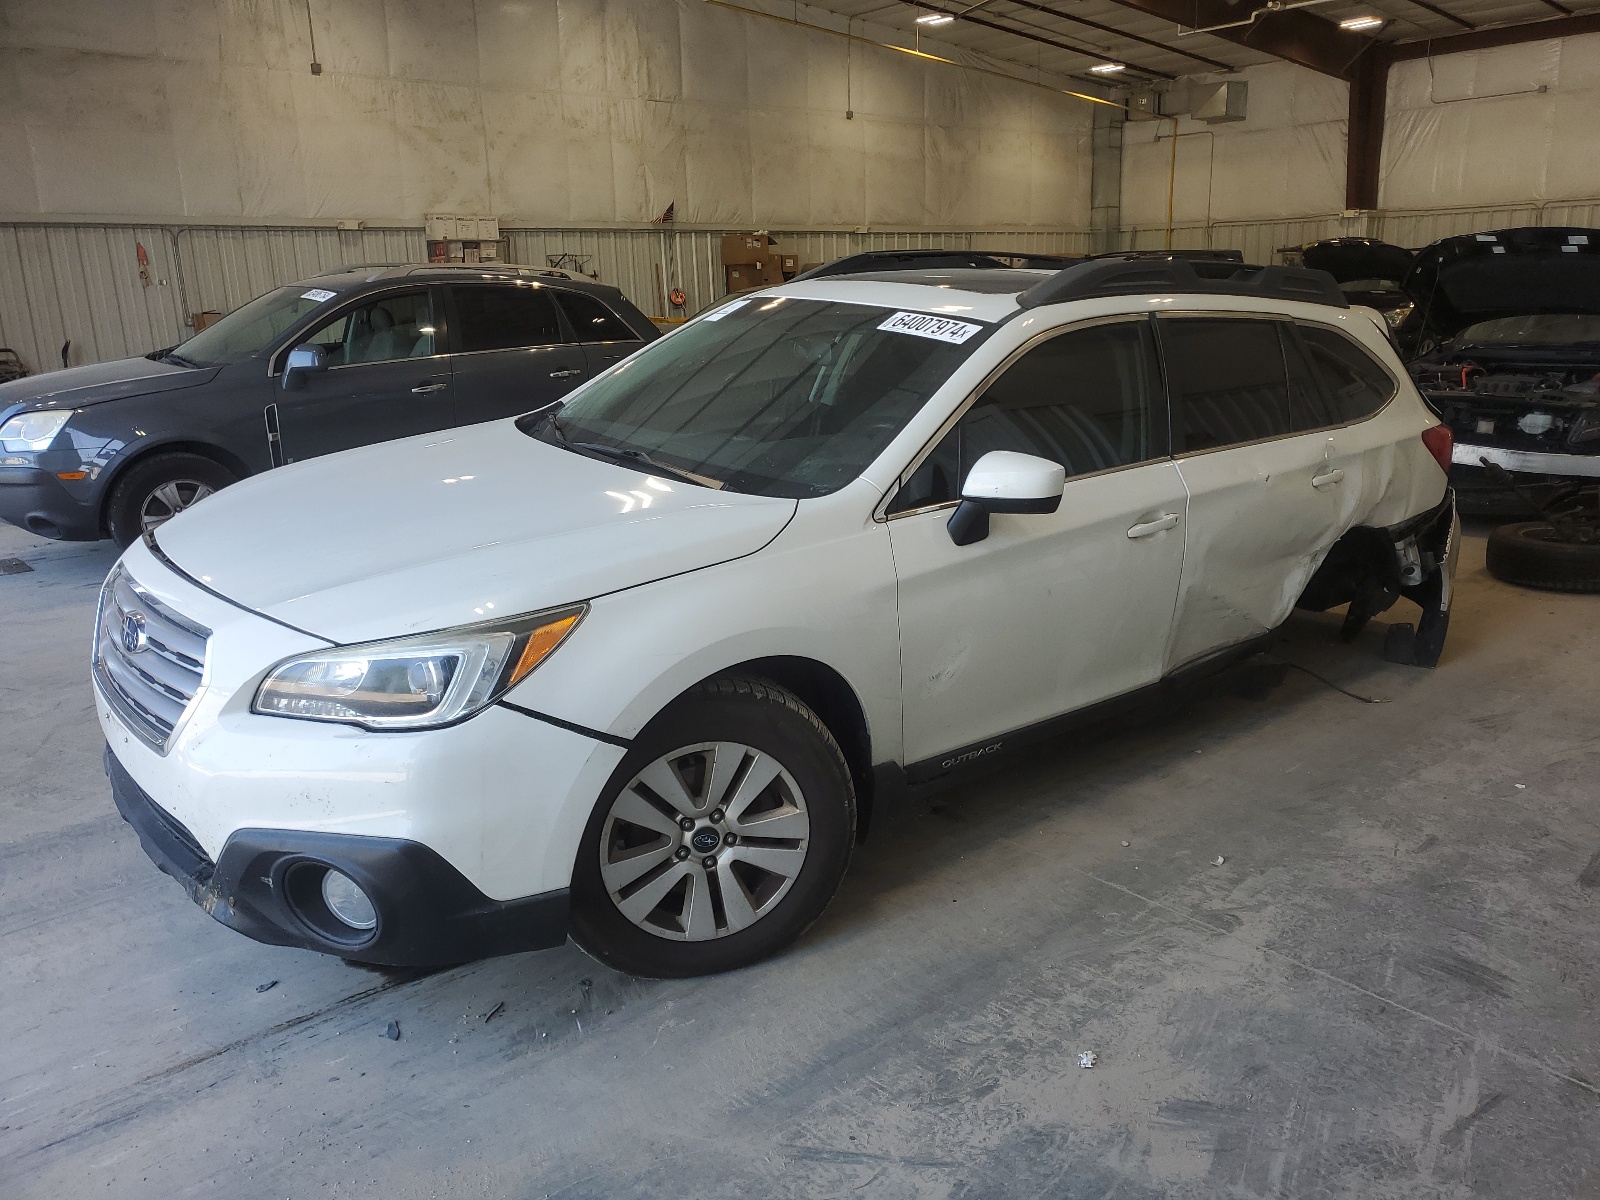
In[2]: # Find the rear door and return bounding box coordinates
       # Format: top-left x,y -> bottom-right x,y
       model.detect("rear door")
553,288 -> 650,376
446,282 -> 590,425
1159,314 -> 1348,669
272,286 -> 454,463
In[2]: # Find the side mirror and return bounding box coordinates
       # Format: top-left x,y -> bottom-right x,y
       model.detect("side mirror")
281,344 -> 328,390
947,450 -> 1065,546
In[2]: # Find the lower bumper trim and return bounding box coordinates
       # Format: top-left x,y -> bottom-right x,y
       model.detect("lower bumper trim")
107,747 -> 568,966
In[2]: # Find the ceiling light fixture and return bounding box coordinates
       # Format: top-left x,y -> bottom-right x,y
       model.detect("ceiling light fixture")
916,12 -> 956,24
1089,62 -> 1127,74
1339,15 -> 1386,30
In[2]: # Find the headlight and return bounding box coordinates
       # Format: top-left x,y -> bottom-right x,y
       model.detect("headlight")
1569,410 -> 1600,446
1383,303 -> 1414,330
0,409 -> 73,452
253,605 -> 585,730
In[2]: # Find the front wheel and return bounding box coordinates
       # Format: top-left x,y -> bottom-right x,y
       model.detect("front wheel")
105,452 -> 236,548
569,677 -> 855,978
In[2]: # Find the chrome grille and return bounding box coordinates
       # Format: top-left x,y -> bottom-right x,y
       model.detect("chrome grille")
94,565 -> 210,752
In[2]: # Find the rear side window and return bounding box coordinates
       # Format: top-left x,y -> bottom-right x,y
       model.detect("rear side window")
555,290 -> 637,343
1160,318 -> 1289,452
451,284 -> 563,353
888,320 -> 1162,514
1297,326 -> 1396,425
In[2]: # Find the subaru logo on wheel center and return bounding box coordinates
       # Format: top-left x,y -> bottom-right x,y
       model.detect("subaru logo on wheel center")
119,610 -> 148,655
690,828 -> 721,854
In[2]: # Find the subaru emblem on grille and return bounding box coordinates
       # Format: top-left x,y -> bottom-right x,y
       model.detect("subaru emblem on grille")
120,610 -> 149,654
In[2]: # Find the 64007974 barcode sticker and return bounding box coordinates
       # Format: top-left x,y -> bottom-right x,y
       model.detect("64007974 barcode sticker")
877,311 -> 983,344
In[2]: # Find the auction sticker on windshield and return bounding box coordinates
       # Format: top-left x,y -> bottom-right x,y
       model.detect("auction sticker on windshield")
300,288 -> 337,303
878,311 -> 983,344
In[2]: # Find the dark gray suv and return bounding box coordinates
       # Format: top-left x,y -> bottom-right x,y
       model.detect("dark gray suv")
0,264 -> 658,546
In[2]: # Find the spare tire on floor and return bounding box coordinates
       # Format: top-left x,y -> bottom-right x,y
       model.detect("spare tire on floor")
1485,521 -> 1600,592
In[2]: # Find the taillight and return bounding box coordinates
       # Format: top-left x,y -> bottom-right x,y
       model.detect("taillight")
1420,424 -> 1453,474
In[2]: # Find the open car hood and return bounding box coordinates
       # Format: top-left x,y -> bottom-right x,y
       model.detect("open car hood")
1300,238 -> 1415,286
1406,227 -> 1600,338
152,419 -> 798,644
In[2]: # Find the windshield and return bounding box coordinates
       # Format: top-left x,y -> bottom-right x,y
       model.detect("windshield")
541,296 -> 989,498
1452,313 -> 1600,349
174,286 -> 337,366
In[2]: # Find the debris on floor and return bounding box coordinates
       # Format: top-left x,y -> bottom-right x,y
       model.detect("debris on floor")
384,1020 -> 401,1041
0,557 -> 33,574
1213,856 -> 1226,866
254,979 -> 278,993
1077,1051 -> 1098,1068
484,1001 -> 506,1023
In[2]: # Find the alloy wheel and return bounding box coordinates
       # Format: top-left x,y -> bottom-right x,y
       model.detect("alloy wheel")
599,741 -> 811,941
140,479 -> 216,533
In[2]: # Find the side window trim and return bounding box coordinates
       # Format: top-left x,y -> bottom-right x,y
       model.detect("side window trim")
1155,310 -> 1298,459
878,313 -> 1166,522
551,288 -> 637,344
267,285 -> 444,375
1290,318 -> 1401,431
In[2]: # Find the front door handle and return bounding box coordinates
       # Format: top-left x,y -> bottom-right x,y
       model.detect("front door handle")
411,382 -> 449,394
549,368 -> 584,379
1311,468 -> 1346,488
1127,513 -> 1180,539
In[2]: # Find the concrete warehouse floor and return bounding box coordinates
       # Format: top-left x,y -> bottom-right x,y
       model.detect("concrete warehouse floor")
1,518 -> 1597,1199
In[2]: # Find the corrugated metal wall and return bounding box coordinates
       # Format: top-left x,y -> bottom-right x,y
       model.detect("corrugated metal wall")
5,201 -> 1599,377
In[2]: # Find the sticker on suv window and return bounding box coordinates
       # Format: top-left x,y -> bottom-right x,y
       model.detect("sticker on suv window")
300,288 -> 337,303
878,311 -> 983,344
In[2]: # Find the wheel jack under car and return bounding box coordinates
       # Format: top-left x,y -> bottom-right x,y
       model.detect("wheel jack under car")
1294,491 -> 1460,668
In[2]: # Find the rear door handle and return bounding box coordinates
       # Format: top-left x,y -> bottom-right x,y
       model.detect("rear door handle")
1311,468 -> 1346,488
1127,513 -> 1180,539
549,368 -> 584,379
411,382 -> 449,394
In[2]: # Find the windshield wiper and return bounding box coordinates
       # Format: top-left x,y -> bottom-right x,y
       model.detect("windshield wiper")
162,351 -> 202,368
571,441 -> 725,490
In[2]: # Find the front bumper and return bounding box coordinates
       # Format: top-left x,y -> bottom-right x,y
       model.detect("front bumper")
108,746 -> 569,965
0,464 -> 101,539
1451,443 -> 1600,514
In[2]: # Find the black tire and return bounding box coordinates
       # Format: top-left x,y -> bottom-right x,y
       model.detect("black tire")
1485,521 -> 1600,593
569,677 -> 855,978
105,452 -> 236,548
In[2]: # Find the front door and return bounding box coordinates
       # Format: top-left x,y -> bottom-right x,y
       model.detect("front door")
888,318 -> 1188,768
552,287 -> 650,377
446,282 -> 591,424
273,287 -> 455,462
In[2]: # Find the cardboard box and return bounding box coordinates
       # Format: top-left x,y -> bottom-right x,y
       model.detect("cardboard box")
725,264 -> 762,292
191,310 -> 224,331
722,233 -> 771,266
779,253 -> 800,276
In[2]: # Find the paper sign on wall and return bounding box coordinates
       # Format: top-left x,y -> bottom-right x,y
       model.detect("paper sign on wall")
877,311 -> 983,344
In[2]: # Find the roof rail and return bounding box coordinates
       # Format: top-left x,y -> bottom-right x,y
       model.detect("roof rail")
790,249 -> 1017,281
1016,257 -> 1348,310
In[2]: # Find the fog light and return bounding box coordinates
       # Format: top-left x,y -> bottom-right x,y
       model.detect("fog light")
321,870 -> 377,930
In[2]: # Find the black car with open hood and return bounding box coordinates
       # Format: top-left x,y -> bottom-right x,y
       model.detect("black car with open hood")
1298,237 -> 1416,329
1401,227 -> 1600,512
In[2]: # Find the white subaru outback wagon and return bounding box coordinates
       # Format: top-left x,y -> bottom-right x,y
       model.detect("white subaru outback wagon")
96,257 -> 1458,978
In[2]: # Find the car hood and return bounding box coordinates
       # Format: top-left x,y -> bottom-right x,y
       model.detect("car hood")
151,419 -> 798,644
0,354 -> 221,415
1300,238 -> 1414,286
1406,227 -> 1600,337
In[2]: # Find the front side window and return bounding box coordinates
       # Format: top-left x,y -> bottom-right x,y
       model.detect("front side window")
452,284 -> 563,353
1160,317 -> 1291,452
305,290 -> 436,366
1297,325 -> 1396,425
176,286 -> 335,366
540,298 -> 989,498
889,320 -> 1164,514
